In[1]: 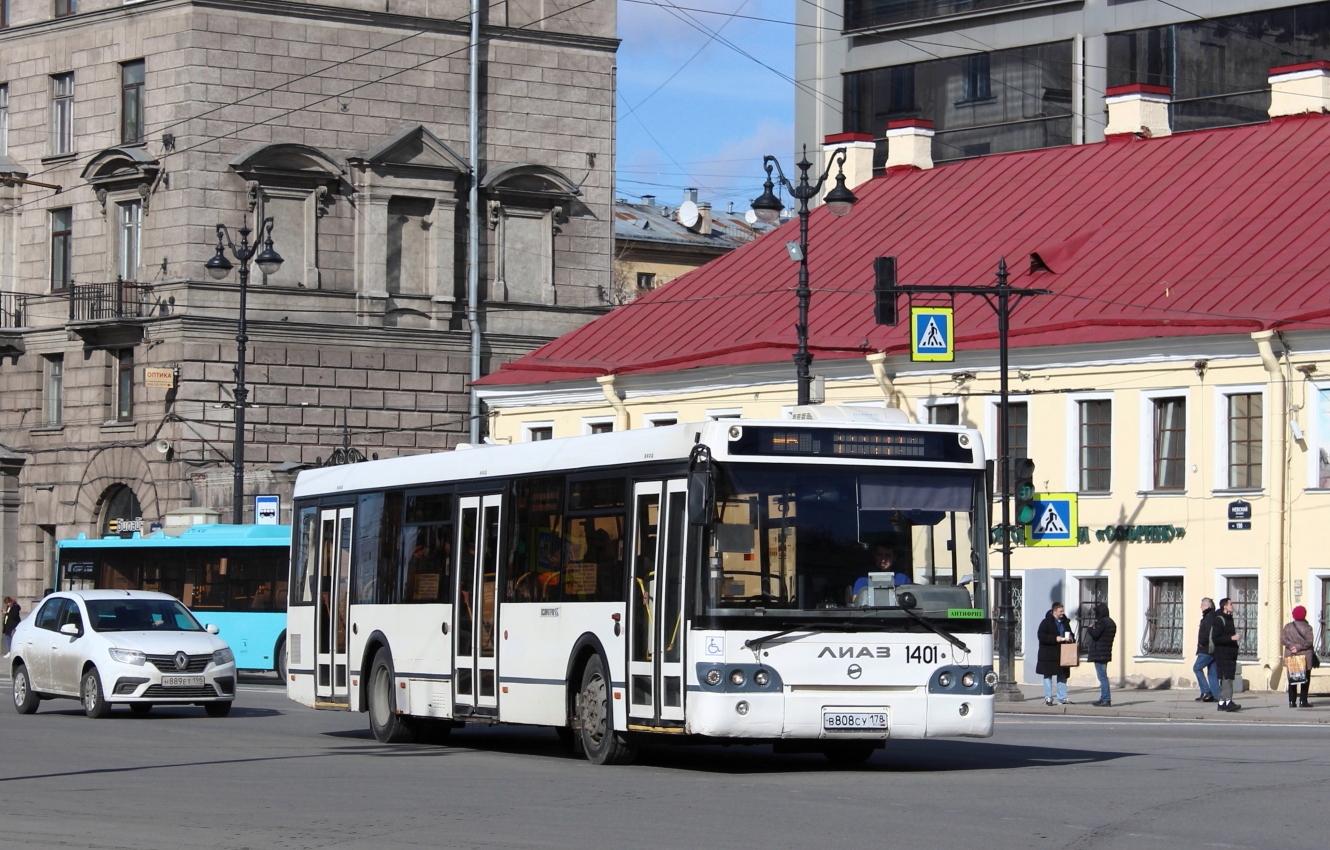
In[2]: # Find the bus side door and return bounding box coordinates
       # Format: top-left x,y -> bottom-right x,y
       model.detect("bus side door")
627,479 -> 687,724
454,493 -> 502,715
314,506 -> 353,704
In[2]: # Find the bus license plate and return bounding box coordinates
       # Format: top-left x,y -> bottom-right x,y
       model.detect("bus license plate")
823,710 -> 888,731
162,676 -> 204,688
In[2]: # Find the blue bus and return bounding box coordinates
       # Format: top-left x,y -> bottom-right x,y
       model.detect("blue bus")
57,524 -> 292,676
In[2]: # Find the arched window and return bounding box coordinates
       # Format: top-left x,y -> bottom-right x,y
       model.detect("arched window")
100,484 -> 142,536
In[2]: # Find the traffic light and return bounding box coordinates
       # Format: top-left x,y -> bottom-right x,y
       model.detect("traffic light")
874,256 -> 898,325
1013,458 -> 1036,526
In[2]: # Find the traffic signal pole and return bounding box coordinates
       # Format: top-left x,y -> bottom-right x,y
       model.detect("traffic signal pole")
876,258 -> 1049,700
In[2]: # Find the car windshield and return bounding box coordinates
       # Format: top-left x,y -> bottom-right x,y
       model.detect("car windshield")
85,598 -> 204,632
703,464 -> 986,618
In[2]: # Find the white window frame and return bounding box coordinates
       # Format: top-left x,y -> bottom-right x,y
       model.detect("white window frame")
918,396 -> 963,428
990,570 -> 1025,659
45,354 -> 64,426
704,407 -> 742,421
1214,568 -> 1261,663
522,421 -> 554,442
1309,569 -> 1330,659
51,73 -> 74,156
1064,392 -> 1113,495
1305,382 -> 1330,490
581,415 -> 615,435
1134,568 -> 1188,663
116,199 -> 142,282
1138,388 -> 1190,495
0,84 -> 8,156
1211,384 -> 1266,494
644,412 -> 678,427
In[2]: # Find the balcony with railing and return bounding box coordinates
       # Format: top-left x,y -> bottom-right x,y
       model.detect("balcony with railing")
0,291 -> 26,355
66,278 -> 152,348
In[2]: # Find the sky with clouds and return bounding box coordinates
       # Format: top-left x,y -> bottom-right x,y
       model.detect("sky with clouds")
615,0 -> 796,213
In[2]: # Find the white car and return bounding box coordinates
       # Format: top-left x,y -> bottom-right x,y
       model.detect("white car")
9,590 -> 237,718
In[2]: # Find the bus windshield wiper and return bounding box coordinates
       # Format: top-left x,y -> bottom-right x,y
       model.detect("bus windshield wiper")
897,606 -> 969,653
743,622 -> 860,652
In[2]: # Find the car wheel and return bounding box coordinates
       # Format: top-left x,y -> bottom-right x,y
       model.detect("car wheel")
12,663 -> 39,715
129,703 -> 153,716
274,635 -> 288,682
81,668 -> 112,719
576,654 -> 637,765
204,701 -> 233,718
367,647 -> 417,744
822,741 -> 878,767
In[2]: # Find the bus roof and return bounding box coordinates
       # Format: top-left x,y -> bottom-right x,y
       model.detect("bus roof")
57,523 -> 292,550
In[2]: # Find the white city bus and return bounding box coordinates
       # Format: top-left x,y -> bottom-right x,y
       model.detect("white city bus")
285,408 -> 994,765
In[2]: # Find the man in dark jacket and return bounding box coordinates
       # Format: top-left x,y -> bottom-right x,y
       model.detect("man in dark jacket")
1211,597 -> 1241,712
1193,598 -> 1218,703
1086,602 -> 1117,706
1036,603 -> 1076,705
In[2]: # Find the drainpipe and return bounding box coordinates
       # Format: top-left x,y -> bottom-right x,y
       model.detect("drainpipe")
1253,330 -> 1287,689
866,352 -> 903,412
597,375 -> 629,431
466,0 -> 482,443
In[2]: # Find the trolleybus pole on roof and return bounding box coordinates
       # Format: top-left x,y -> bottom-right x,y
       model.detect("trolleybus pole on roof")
874,257 -> 1049,698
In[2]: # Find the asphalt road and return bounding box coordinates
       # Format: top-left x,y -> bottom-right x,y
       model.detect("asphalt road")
0,675 -> 1326,850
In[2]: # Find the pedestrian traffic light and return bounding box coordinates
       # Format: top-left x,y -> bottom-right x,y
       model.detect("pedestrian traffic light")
1013,458 -> 1036,526
874,256 -> 897,325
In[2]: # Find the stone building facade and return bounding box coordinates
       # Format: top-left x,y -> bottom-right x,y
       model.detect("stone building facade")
0,0 -> 618,605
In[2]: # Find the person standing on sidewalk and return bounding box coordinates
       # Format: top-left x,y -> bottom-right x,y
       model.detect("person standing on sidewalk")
1193,598 -> 1218,703
2,596 -> 19,658
1036,603 -> 1076,706
1086,602 -> 1117,707
1281,605 -> 1316,709
1211,597 -> 1241,712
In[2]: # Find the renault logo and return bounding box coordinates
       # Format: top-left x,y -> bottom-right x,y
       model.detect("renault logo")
847,664 -> 862,680
174,651 -> 189,671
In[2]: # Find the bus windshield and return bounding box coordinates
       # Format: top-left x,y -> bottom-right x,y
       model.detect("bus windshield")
704,464 -> 986,618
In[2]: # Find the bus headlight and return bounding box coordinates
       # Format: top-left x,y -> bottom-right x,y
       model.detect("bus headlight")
730,669 -> 746,687
937,672 -> 953,688
705,669 -> 722,686
109,648 -> 146,666
984,670 -> 998,687
753,669 -> 770,687
961,672 -> 976,689
213,648 -> 235,666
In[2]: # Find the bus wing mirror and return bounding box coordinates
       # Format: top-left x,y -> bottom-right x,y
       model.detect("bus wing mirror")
688,444 -> 715,527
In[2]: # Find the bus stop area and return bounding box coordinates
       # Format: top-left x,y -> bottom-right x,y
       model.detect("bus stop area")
1001,683 -> 1330,723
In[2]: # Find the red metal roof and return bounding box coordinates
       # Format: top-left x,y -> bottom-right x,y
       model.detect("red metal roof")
478,114 -> 1330,387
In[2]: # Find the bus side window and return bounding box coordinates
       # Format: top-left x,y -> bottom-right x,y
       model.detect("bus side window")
401,491 -> 452,604
506,475 -> 565,603
291,506 -> 318,606
355,491 -> 403,605
565,477 -> 626,603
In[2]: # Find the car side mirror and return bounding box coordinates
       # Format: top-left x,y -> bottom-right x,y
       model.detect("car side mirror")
59,622 -> 80,637
206,624 -> 220,635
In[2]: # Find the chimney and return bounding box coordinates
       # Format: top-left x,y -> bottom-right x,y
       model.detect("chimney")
683,187 -> 698,205
884,119 -> 934,171
1104,84 -> 1171,138
640,194 -> 656,209
1269,61 -> 1330,118
822,131 -> 875,190
697,202 -> 712,236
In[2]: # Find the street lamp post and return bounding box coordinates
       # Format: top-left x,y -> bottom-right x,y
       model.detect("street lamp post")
205,218 -> 284,524
751,146 -> 858,405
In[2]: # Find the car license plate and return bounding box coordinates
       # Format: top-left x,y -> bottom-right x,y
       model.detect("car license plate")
823,710 -> 888,731
162,676 -> 205,688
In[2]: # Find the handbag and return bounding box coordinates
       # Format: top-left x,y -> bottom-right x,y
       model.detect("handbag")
1286,653 -> 1310,684
1059,641 -> 1080,668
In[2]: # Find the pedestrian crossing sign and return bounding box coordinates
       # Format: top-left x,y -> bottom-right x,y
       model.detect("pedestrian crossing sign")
1025,493 -> 1078,548
910,307 -> 954,362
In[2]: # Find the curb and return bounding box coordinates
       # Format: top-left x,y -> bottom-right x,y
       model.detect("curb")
998,703 -> 1330,723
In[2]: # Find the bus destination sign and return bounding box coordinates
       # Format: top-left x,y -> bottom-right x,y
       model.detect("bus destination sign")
728,427 -> 973,464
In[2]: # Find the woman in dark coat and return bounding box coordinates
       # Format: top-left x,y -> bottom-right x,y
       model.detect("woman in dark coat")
1086,602 -> 1117,707
1036,603 -> 1076,705
1282,605 -> 1316,709
1211,597 -> 1241,712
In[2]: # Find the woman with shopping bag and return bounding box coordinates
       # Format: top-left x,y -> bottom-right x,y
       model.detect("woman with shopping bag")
1282,605 -> 1317,708
1036,602 -> 1077,706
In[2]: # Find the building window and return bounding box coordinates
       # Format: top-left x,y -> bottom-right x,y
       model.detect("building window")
636,272 -> 656,290
1152,397 -> 1186,490
995,576 -> 1023,654
114,348 -> 133,422
50,208 -> 72,292
962,54 -> 992,101
1143,577 -> 1184,656
1079,400 -> 1112,492
120,60 -> 145,146
0,85 -> 8,154
1004,401 -> 1028,493
40,525 -> 58,589
589,422 -> 613,435
845,0 -> 1047,29
1227,392 -> 1262,489
51,73 -> 74,155
0,0 -> 8,27
648,416 -> 677,427
928,402 -> 959,425
116,200 -> 141,282
527,426 -> 552,442
1076,577 -> 1108,656
54,0 -> 74,15
1226,576 -> 1259,660
1320,577 -> 1330,665
45,355 -> 64,425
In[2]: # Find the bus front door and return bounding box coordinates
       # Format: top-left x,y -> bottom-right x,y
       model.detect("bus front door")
454,494 -> 502,715
314,506 -> 353,703
627,479 -> 687,724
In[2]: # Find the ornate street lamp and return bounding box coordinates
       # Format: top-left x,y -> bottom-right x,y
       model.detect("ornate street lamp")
752,147 -> 857,405
205,218 -> 283,524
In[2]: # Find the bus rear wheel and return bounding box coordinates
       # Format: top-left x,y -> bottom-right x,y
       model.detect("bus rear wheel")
274,635 -> 288,682
368,647 -> 418,744
576,655 -> 636,766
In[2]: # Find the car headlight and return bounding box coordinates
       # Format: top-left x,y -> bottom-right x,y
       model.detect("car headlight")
109,648 -> 146,666
213,648 -> 235,666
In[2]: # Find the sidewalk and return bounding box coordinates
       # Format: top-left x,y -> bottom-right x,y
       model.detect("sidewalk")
998,683 -> 1330,723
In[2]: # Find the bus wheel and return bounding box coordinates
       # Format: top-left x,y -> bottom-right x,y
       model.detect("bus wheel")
368,647 -> 418,744
274,636 -> 288,682
822,741 -> 878,767
576,655 -> 637,766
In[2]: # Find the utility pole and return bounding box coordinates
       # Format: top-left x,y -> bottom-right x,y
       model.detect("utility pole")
875,257 -> 1049,699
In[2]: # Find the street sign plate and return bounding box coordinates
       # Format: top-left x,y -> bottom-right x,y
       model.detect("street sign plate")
910,306 -> 954,362
1025,493 -> 1078,547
